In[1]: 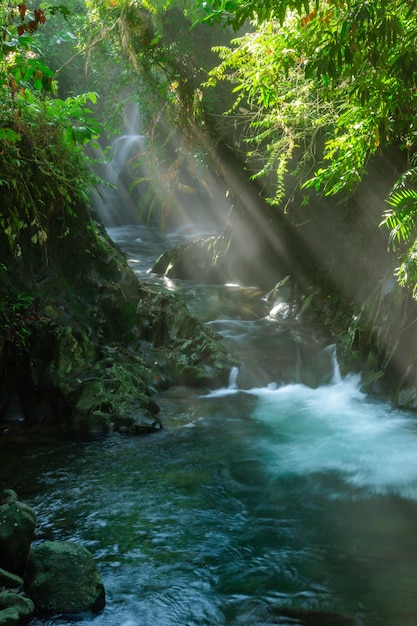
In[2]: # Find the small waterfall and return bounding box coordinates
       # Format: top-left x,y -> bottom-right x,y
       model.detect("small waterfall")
293,342 -> 342,388
111,134 -> 145,178
201,366 -> 240,398
326,344 -> 342,384
90,100 -> 150,227
94,133 -> 147,226
228,366 -> 239,390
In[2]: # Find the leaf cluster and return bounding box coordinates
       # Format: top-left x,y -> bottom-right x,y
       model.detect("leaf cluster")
195,0 -> 317,30
202,1 -> 417,204
0,288 -> 35,354
380,167 -> 417,296
0,1 -> 102,258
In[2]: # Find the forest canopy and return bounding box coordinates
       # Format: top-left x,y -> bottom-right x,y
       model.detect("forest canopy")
2,0 -> 417,293
194,0 -> 417,294
198,1 -> 417,194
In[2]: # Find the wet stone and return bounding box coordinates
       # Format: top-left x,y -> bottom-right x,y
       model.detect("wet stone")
24,541 -> 105,616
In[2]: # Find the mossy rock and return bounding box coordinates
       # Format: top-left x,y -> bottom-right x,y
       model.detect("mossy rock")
24,541 -> 105,616
0,490 -> 36,576
0,591 -> 34,624
1,217 -> 231,439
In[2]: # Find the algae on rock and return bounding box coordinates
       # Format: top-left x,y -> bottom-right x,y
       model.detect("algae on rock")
0,161 -> 231,439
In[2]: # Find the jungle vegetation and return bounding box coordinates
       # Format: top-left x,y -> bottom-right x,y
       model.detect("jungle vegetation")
1,0 -> 417,294
196,0 -> 417,296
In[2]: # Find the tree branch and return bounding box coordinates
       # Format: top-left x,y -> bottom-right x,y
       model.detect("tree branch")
54,18 -> 121,79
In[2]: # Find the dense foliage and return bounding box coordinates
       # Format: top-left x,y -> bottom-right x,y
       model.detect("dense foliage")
0,0 -> 100,255
74,0 -> 233,221
194,0 -> 417,293
3,0 -> 417,294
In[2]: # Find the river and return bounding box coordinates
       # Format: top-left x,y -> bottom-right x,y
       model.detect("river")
3,225 -> 417,626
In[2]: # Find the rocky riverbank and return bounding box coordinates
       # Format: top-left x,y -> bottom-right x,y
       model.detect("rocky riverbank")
0,210 -> 232,441
0,489 -> 104,625
150,147 -> 417,410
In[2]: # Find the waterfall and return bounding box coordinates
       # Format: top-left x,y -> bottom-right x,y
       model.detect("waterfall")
326,344 -> 342,384
92,133 -> 147,227
228,366 -> 239,389
292,342 -> 343,388
111,134 -> 145,178
90,100 -> 150,227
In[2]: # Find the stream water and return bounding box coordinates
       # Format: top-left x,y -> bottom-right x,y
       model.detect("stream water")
3,225 -> 417,626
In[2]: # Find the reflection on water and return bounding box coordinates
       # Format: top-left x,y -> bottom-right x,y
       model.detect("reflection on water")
5,378 -> 417,626
3,225 -> 417,626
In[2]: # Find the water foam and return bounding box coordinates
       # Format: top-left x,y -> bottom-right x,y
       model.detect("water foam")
251,375 -> 417,498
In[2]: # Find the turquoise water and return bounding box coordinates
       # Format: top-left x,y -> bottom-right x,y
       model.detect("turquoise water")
4,376 -> 417,625
3,226 -> 417,626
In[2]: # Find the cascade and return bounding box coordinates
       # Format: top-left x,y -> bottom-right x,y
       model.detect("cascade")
5,225 -> 417,626
101,132 -> 147,226
91,98 -> 233,233
227,366 -> 239,389
111,134 -> 146,180
91,101 -> 149,227
92,133 -> 148,227
327,343 -> 342,384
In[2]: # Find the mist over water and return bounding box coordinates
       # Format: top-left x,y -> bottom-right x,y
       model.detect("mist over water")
253,378 -> 417,498
204,366 -> 417,500
20,366 -> 417,626
6,225 -> 417,626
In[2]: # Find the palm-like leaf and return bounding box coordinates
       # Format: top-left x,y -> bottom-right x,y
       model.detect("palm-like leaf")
381,168 -> 417,248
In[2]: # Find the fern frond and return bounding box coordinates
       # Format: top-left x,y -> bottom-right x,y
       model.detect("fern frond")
381,185 -> 417,248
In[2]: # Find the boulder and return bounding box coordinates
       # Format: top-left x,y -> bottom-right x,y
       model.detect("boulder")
0,490 -> 36,575
0,591 -> 34,624
152,234 -> 229,283
0,607 -> 19,626
24,541 -> 105,615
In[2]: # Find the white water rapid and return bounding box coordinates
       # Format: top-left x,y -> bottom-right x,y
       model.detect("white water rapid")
4,225 -> 417,626
205,349 -> 417,500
